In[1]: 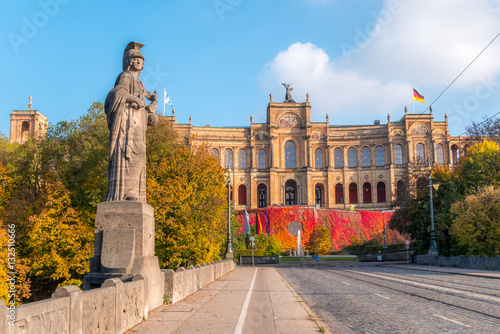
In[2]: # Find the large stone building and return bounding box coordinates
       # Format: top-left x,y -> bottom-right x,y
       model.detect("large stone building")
171,91 -> 466,211
9,96 -> 47,143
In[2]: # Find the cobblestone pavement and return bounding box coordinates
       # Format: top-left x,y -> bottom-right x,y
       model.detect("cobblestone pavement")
278,262 -> 500,334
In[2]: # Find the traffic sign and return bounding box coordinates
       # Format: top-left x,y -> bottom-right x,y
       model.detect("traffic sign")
249,236 -> 255,241
250,241 -> 255,247
405,240 -> 410,245
382,246 -> 388,249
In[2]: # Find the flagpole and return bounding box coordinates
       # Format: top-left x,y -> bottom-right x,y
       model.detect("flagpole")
412,84 -> 415,114
163,88 -> 166,117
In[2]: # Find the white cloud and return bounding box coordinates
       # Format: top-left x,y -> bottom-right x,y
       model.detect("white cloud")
259,0 -> 500,127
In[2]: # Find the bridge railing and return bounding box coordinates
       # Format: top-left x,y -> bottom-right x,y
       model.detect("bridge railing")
2,259 -> 236,334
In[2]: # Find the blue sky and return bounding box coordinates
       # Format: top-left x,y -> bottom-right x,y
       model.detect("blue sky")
2,0 -> 500,138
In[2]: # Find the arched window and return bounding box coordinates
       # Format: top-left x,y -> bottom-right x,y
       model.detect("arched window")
377,182 -> 386,202
416,143 -> 425,164
285,141 -> 296,168
315,184 -> 324,207
21,121 -> 30,142
258,149 -> 266,169
258,184 -> 267,208
334,148 -> 343,168
361,147 -> 371,167
363,182 -> 372,203
376,146 -> 385,166
436,144 -> 444,165
224,149 -> 233,169
335,183 -> 344,204
285,180 -> 296,205
238,184 -> 247,205
349,183 -> 358,203
315,148 -> 323,168
238,149 -> 247,169
395,144 -> 403,165
211,148 -> 219,159
451,144 -> 459,165
348,147 -> 357,167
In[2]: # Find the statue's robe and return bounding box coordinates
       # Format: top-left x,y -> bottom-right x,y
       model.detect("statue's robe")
104,71 -> 148,202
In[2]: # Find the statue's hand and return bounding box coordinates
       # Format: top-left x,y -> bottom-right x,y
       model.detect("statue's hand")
130,101 -> 140,109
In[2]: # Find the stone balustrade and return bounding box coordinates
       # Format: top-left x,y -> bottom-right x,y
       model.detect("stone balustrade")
2,259 -> 235,333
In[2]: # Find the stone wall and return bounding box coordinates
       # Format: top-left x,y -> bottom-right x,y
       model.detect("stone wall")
2,259 -> 235,333
413,254 -> 500,271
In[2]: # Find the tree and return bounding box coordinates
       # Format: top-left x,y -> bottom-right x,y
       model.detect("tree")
48,102 -> 109,218
465,116 -> 500,145
389,164 -> 464,255
306,226 -> 332,255
26,178 -> 93,300
459,140 -> 500,193
147,145 -> 228,269
450,186 -> 500,257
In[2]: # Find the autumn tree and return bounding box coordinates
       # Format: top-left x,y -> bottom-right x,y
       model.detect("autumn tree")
27,179 -> 93,300
306,226 -> 332,255
459,140 -> 500,193
147,143 -> 228,269
450,186 -> 500,257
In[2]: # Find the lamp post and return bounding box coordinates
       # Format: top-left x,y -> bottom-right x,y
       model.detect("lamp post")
428,175 -> 438,255
381,210 -> 394,261
226,174 -> 233,258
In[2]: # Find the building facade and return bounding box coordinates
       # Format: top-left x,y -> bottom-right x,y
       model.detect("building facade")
172,94 -> 465,211
9,96 -> 47,143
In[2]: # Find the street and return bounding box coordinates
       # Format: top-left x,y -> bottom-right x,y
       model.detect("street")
278,262 -> 500,333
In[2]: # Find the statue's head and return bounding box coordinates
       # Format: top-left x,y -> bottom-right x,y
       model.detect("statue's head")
122,41 -> 145,71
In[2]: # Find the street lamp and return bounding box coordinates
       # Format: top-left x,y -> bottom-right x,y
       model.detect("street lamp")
428,175 -> 438,255
226,174 -> 233,258
381,210 -> 394,261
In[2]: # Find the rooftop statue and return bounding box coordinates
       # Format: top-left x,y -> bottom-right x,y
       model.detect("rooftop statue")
282,83 -> 295,103
104,41 -> 158,202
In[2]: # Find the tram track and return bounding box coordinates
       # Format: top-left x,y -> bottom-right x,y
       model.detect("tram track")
322,267 -> 500,325
364,266 -> 500,295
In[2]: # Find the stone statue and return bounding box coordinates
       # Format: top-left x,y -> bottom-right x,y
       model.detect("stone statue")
104,41 -> 158,202
282,83 -> 295,103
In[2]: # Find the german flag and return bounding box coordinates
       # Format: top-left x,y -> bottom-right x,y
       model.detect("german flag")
413,88 -> 425,103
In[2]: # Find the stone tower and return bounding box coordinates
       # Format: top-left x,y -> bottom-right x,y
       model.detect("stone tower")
9,96 -> 48,143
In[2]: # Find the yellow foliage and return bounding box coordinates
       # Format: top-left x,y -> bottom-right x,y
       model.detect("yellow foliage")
27,180 -> 93,288
0,223 -> 31,305
148,146 -> 228,269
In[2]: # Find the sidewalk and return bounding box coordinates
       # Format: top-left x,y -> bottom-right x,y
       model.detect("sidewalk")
379,262 -> 500,279
126,266 -> 329,334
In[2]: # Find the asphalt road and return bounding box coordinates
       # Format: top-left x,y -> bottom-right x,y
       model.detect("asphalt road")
278,262 -> 500,333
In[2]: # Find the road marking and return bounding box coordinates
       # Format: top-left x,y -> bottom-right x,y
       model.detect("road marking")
343,269 -> 500,304
375,293 -> 390,299
234,268 -> 258,334
342,281 -> 350,286
433,314 -> 471,328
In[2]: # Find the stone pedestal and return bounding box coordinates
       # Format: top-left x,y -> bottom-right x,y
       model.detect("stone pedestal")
84,201 -> 164,310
